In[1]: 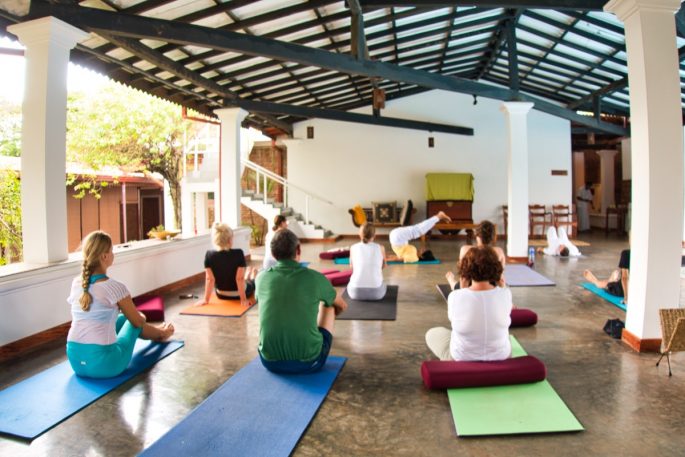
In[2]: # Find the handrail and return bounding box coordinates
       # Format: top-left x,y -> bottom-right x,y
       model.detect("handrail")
242,159 -> 334,205
242,159 -> 333,225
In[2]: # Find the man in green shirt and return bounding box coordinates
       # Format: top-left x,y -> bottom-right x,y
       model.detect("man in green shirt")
257,229 -> 347,373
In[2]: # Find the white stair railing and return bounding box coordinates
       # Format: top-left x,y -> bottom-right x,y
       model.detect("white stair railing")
242,159 -> 333,226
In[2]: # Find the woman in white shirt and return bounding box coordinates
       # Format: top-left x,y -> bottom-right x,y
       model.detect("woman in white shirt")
426,246 -> 512,361
347,223 -> 387,300
66,231 -> 174,378
262,215 -> 288,270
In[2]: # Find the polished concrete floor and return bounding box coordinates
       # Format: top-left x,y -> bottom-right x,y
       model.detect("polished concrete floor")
2,232 -> 685,457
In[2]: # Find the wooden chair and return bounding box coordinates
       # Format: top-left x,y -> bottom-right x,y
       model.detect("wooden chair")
552,204 -> 578,239
657,308 -> 685,376
528,204 -> 548,238
502,205 -> 508,236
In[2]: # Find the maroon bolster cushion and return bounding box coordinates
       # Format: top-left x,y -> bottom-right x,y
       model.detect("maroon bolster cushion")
325,270 -> 353,286
318,250 -> 350,260
319,268 -> 340,276
421,355 -> 547,390
510,308 -> 538,327
132,295 -> 165,322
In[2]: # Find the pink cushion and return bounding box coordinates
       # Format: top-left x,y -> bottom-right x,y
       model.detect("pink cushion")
420,355 -> 547,390
319,250 -> 350,260
133,295 -> 165,322
511,308 -> 538,327
325,270 -> 353,286
318,268 -> 340,276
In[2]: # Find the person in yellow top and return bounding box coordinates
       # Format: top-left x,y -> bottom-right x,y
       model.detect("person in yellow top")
388,211 -> 451,262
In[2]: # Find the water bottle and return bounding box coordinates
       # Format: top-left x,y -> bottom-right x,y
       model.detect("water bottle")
528,247 -> 535,268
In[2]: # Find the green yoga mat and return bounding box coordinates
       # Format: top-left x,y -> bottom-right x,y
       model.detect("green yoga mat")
447,337 -> 584,436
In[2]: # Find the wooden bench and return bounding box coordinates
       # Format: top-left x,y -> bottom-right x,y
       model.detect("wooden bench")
348,207 -> 416,228
421,222 -> 478,245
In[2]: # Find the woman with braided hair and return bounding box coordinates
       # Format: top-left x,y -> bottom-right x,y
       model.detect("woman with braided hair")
66,231 -> 174,378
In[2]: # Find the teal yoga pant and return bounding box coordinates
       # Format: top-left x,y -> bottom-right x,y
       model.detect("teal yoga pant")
66,314 -> 143,378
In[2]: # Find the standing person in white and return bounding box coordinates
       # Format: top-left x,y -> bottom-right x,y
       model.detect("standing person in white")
262,215 -> 288,270
425,246 -> 512,361
576,182 -> 594,232
348,223 -> 387,300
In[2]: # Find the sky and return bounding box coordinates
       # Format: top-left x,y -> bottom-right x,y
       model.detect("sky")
0,37 -> 110,104
0,36 -> 270,143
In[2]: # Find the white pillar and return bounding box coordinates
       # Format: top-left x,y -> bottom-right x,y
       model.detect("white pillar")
214,108 -> 248,228
573,151 -> 586,198
8,17 -> 88,263
163,179 -> 177,231
195,192 -> 208,232
501,102 -> 534,258
606,0 -> 684,343
596,149 -> 618,215
180,179 -> 194,237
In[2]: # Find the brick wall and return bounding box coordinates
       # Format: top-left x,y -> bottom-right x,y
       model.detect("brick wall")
240,141 -> 287,246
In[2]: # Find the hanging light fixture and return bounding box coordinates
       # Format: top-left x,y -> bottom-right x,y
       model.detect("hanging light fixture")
428,132 -> 434,148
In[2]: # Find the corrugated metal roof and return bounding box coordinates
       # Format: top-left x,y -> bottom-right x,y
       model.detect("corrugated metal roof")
1,1 -> 683,136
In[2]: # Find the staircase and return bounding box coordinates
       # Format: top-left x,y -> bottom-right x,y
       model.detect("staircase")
241,161 -> 336,240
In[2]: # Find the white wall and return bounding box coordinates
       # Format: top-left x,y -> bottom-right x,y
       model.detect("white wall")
0,236 -> 210,346
286,90 -> 572,235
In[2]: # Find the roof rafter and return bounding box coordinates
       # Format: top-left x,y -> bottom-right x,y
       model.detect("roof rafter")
28,1 -> 627,135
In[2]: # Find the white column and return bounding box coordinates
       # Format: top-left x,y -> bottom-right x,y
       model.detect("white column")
180,179 -> 194,237
596,149 -> 618,215
8,17 -> 88,263
501,102 -> 534,258
163,179 -> 177,231
214,108 -> 248,228
195,192 -> 208,232
573,151 -> 586,197
606,0 -> 684,342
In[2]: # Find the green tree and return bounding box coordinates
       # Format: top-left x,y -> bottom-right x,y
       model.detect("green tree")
67,82 -> 193,229
0,169 -> 22,265
0,98 -> 22,157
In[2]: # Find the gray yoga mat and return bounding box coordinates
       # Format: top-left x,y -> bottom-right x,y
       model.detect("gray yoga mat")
339,286 -> 398,320
504,265 -> 555,287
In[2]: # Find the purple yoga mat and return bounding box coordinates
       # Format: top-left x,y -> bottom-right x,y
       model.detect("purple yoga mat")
504,265 -> 555,287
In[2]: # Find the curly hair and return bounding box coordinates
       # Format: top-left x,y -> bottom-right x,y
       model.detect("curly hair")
459,246 -> 503,284
476,220 -> 496,246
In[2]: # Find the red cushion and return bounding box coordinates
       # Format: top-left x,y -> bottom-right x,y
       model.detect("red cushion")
319,250 -> 350,260
420,355 -> 546,390
325,270 -> 353,286
133,295 -> 165,322
511,308 -> 538,327
318,269 -> 340,276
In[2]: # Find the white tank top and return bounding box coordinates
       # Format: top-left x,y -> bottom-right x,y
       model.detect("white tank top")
349,242 -> 384,288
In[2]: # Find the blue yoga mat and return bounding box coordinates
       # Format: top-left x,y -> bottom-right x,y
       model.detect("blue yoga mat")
581,282 -> 626,311
140,356 -> 346,457
0,339 -> 184,440
333,257 -> 440,265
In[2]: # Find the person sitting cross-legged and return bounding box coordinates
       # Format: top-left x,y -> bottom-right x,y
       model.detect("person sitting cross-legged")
425,246 -> 512,361
256,229 -> 348,374
348,223 -> 387,301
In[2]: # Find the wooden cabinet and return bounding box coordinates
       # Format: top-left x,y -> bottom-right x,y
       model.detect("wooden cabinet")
426,200 -> 473,222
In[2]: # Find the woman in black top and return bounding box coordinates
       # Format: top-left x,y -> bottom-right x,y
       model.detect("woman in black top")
196,222 -> 256,307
